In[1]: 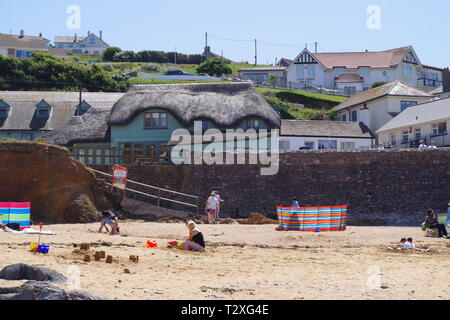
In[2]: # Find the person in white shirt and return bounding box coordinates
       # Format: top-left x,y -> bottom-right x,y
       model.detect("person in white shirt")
205,193 -> 219,224
428,141 -> 437,149
418,140 -> 428,149
212,191 -> 224,222
402,237 -> 415,249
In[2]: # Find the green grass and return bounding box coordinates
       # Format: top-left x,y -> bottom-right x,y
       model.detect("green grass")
256,87 -> 348,104
128,78 -> 226,85
228,63 -> 271,76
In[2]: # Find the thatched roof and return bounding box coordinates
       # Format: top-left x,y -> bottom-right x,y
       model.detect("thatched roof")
108,82 -> 281,128
0,91 -> 124,132
281,120 -> 374,139
42,106 -> 112,146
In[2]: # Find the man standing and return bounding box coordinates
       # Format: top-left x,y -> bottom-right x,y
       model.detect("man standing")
213,191 -> 224,222
292,197 -> 300,207
205,193 -> 219,224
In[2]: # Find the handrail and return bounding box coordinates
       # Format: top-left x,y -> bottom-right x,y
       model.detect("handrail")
90,168 -> 198,199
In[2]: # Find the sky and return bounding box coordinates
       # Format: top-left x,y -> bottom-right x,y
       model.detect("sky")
1,0 -> 449,67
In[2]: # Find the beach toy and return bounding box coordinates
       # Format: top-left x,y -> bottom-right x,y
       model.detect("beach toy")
37,245 -> 50,254
116,228 -> 120,233
29,243 -> 38,252
168,241 -> 178,247
315,227 -> 321,233
146,240 -> 157,248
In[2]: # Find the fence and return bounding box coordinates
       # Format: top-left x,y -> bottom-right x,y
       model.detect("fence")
250,79 -> 364,97
91,168 -> 199,214
68,146 -> 171,166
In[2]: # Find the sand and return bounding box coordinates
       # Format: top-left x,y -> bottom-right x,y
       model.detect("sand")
1,221 -> 450,300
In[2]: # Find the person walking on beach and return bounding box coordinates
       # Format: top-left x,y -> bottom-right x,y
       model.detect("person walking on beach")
205,193 -> 219,224
213,191 -> 224,221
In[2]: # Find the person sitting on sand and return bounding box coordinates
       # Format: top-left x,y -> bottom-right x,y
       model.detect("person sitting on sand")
99,209 -> 119,235
169,221 -> 205,252
405,238 -> 416,249
400,238 -> 407,247
0,223 -> 5,230
425,209 -> 448,238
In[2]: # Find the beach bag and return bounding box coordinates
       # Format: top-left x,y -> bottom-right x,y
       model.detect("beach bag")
421,222 -> 427,232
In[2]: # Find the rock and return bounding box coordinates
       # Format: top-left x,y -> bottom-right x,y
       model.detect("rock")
120,197 -> 191,221
0,281 -> 102,300
0,264 -> 67,283
0,142 -> 111,223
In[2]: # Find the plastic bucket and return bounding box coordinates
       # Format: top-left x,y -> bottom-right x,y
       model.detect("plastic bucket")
38,245 -> 50,254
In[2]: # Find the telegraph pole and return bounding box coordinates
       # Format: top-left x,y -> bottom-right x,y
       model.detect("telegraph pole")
78,83 -> 82,116
254,39 -> 258,66
315,42 -> 318,54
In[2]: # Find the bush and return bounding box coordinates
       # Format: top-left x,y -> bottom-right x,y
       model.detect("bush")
274,91 -> 342,110
103,47 -> 122,62
141,63 -> 162,73
196,58 -> 232,77
113,51 -> 136,62
101,64 -> 114,72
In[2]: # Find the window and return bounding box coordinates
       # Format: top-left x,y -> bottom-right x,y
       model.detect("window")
305,141 -> 315,150
432,122 -> 447,136
144,112 -> 168,129
36,100 -> 51,119
0,101 -> 9,118
390,134 -> 397,146
76,101 -> 91,115
403,53 -> 417,64
402,65 -> 413,78
15,50 -> 32,58
351,110 -> 358,122
318,140 -> 337,150
247,119 -> 261,129
279,140 -> 290,150
20,133 -> 34,141
414,128 -> 421,140
201,120 -> 208,130
344,86 -> 356,95
402,131 -> 409,143
341,141 -> 355,150
400,101 -> 418,112
307,64 -> 315,78
341,114 -> 347,122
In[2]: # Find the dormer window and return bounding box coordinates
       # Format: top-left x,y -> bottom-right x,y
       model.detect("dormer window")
0,100 -> 10,119
36,100 -> 51,119
76,101 -> 91,115
403,52 -> 417,64
247,119 -> 261,129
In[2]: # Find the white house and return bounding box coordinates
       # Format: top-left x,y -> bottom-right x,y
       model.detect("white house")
53,31 -> 109,55
334,81 -> 434,138
377,98 -> 450,148
0,31 -> 66,58
279,120 -> 374,150
286,46 -> 443,93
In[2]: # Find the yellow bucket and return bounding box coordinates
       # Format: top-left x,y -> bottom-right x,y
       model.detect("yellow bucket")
29,243 -> 38,252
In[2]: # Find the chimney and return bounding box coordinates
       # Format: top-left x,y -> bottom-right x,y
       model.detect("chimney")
74,33 -> 77,42
99,30 -> 102,40
87,31 -> 91,36
19,30 -> 24,38
443,68 -> 450,93
39,32 -> 42,38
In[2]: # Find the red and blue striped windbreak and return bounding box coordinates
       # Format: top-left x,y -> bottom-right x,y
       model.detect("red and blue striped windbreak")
0,202 -> 31,230
276,205 -> 348,232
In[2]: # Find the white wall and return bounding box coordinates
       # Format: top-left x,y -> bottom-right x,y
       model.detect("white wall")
0,48 -> 8,56
280,136 -> 373,150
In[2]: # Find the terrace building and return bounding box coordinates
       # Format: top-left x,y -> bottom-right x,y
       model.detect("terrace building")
53,31 -> 109,55
0,31 -> 66,58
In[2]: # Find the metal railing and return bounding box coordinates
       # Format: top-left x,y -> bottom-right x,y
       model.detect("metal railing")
68,146 -> 171,166
91,168 -> 199,214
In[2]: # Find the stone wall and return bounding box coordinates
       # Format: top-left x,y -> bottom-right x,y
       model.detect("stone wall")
90,148 -> 450,226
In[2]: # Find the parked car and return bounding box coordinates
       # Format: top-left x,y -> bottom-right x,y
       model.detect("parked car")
163,70 -> 192,76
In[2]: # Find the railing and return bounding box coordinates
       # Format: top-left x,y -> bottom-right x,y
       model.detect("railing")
90,168 -> 199,214
68,146 -> 171,166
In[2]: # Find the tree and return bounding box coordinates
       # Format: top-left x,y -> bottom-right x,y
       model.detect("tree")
103,47 -> 121,62
371,81 -> 387,89
196,58 -> 232,77
113,50 -> 136,62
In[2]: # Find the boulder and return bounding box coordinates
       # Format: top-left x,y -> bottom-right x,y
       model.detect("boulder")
121,197 -> 191,221
0,264 -> 67,283
0,142 -> 111,223
0,281 -> 101,300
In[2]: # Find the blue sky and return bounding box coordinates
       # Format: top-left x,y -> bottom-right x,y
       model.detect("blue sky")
1,0 -> 449,67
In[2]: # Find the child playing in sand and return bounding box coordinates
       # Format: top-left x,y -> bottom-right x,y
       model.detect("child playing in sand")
99,209 -> 119,235
168,221 -> 205,252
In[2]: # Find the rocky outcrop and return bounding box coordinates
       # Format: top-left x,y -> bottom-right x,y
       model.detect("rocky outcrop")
0,264 -> 67,283
0,142 -> 110,223
0,281 -> 101,300
120,197 -> 191,221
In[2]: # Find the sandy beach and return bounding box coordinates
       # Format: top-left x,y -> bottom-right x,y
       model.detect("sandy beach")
1,221 -> 450,300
